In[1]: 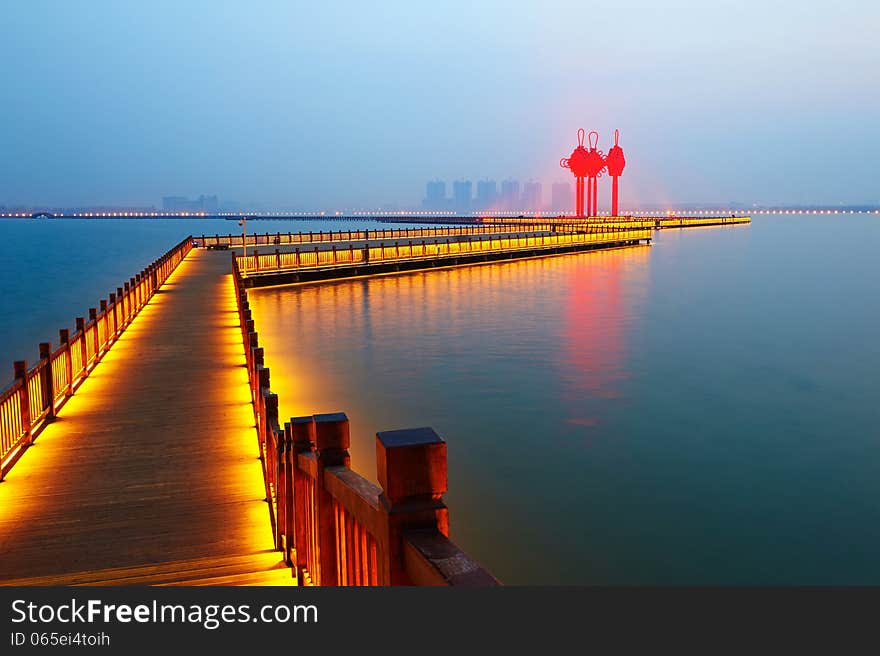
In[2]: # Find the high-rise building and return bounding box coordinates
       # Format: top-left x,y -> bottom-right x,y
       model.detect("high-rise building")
162,195 -> 220,213
452,180 -> 472,213
199,194 -> 219,213
475,180 -> 497,211
162,196 -> 190,211
423,180 -> 447,210
500,180 -> 520,211
551,182 -> 572,213
521,181 -> 542,210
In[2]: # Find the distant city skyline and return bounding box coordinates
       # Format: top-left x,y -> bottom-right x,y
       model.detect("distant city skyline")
423,179 -> 566,212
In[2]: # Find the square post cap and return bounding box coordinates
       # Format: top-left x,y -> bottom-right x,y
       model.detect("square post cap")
291,416 -> 316,446
376,427 -> 447,503
314,412 -> 350,452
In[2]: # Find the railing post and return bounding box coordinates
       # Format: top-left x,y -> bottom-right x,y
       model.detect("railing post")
314,412 -> 351,586
134,274 -> 141,309
75,317 -> 87,371
288,416 -> 315,572
59,329 -> 72,396
281,421 -> 294,564
123,282 -> 131,322
88,308 -> 99,356
14,360 -> 31,446
39,342 -> 55,420
248,332 -> 259,399
117,285 -> 125,319
264,392 -> 281,548
376,427 -> 448,585
99,300 -> 109,350
110,292 -> 119,336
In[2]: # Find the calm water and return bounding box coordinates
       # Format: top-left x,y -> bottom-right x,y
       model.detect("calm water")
0,218 -> 417,383
247,215 -> 880,584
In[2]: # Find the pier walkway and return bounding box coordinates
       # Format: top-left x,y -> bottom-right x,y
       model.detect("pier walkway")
0,251 -> 291,585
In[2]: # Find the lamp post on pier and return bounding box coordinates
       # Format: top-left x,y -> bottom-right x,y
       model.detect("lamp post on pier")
239,216 -> 247,275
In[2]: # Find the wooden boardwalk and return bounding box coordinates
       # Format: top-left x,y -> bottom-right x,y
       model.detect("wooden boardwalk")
0,250 -> 292,585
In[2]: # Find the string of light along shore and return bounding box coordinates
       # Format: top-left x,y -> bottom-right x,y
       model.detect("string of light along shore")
0,209 -> 876,218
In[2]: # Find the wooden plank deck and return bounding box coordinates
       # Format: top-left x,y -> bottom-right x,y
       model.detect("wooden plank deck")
0,250 -> 291,585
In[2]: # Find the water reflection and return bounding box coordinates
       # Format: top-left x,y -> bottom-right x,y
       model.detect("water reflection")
559,247 -> 649,434
248,246 -> 652,582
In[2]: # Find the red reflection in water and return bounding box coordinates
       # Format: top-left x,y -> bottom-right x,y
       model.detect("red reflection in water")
560,248 -> 646,431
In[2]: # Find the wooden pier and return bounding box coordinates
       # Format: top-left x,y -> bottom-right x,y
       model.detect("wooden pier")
194,215 -> 749,251
0,247 -> 290,585
480,215 -> 752,229
196,222 -> 566,249
235,225 -> 652,288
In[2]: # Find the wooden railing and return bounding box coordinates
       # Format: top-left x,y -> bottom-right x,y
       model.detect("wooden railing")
233,226 -> 651,276
480,215 -> 751,228
0,236 -> 193,480
232,256 -> 499,586
648,215 -> 751,227
196,222 -> 565,248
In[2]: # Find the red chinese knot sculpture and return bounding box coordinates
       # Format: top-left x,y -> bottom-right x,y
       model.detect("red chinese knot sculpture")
559,128 -> 626,217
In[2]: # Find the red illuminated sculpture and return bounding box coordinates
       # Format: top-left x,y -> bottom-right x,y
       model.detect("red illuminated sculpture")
604,129 -> 626,217
559,129 -> 590,218
584,130 -> 606,218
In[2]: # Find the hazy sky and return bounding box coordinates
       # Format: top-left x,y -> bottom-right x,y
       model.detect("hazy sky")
1,1 -> 878,209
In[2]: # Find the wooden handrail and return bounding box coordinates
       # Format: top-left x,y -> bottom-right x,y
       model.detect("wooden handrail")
480,214 -> 752,224
233,226 -> 653,277
197,217 -> 749,250
0,235 -> 193,480
232,255 -> 499,586
403,529 -> 500,586
196,223 -> 572,249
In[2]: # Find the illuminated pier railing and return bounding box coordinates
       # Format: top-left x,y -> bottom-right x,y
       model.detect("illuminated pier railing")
196,222 -> 565,248
233,226 -> 652,281
479,215 -> 751,229
232,259 -> 499,586
0,236 -> 193,480
653,215 -> 751,227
